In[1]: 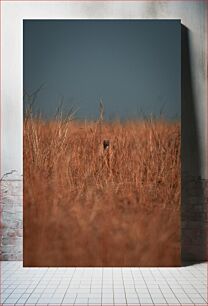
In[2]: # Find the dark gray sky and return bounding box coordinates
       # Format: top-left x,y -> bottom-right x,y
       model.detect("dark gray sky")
23,20 -> 181,120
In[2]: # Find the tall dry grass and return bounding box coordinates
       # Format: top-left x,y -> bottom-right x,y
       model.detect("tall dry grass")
24,115 -> 181,266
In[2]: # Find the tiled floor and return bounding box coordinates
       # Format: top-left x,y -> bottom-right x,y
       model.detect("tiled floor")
0,261 -> 207,305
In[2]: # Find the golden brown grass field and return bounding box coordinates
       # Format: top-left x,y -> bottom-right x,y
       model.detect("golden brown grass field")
24,116 -> 181,266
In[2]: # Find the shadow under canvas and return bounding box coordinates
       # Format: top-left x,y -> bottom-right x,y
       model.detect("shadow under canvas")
181,24 -> 207,265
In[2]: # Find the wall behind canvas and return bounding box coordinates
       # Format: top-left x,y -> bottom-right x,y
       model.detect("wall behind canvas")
0,1 -> 207,262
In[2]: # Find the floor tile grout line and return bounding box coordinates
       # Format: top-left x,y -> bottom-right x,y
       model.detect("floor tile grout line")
167,267 -> 206,303
74,268 -> 87,305
112,268 -> 115,305
130,267 -> 141,305
89,267 -> 93,306
61,266 -> 77,305
101,267 -> 103,305
20,267 -> 50,305
23,269 -> 43,303
1,267 -> 28,304
150,268 -> 178,305
140,268 -> 154,305
181,266 -> 207,301
155,268 -> 181,304
121,268 -> 127,305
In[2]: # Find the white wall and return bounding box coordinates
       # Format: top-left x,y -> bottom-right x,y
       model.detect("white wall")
1,1 -> 207,179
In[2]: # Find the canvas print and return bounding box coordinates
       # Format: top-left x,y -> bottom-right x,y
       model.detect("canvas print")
23,20 -> 181,266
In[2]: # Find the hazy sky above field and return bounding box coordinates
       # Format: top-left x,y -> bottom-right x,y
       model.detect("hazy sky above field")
23,20 -> 181,120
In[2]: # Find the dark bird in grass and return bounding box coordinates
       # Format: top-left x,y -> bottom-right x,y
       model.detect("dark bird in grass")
103,140 -> 110,151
